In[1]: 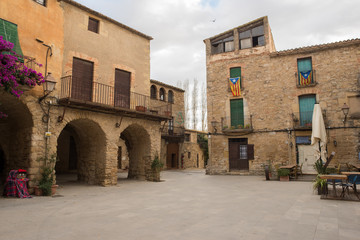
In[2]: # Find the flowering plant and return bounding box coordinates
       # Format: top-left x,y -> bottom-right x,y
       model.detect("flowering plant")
0,36 -> 45,117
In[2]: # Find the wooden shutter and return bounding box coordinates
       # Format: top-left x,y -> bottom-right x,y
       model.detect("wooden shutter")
114,69 -> 130,108
230,99 -> 244,127
299,95 -> 316,126
71,58 -> 93,101
229,141 -> 240,170
88,17 -> 99,33
297,58 -> 312,84
247,144 -> 254,160
0,19 -> 24,57
229,67 -> 241,90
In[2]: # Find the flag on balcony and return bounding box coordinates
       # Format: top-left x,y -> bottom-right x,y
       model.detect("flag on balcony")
299,70 -> 312,86
229,77 -> 241,96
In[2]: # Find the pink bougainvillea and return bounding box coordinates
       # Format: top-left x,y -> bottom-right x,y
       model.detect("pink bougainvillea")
0,36 -> 45,118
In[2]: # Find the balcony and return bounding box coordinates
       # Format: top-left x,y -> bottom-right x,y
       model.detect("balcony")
220,115 -> 253,134
292,111 -> 313,129
295,69 -> 317,88
161,126 -> 185,142
59,76 -> 171,119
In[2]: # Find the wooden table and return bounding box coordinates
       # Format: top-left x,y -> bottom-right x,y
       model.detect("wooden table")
341,172 -> 360,176
350,164 -> 360,171
319,174 -> 347,197
279,164 -> 296,169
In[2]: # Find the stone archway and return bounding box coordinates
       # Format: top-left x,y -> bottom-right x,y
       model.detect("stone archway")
0,93 -> 33,189
120,124 -> 151,180
56,118 -> 106,185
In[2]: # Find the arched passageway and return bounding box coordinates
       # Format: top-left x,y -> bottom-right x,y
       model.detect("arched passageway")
0,93 -> 33,190
119,124 -> 151,180
56,119 -> 106,185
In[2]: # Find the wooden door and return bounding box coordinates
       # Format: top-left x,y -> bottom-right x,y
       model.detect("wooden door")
229,139 -> 251,171
166,143 -> 179,169
71,58 -> 93,101
298,145 -> 317,174
114,69 -> 130,108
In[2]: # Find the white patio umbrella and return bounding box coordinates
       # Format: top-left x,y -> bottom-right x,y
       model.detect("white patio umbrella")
311,104 -> 327,163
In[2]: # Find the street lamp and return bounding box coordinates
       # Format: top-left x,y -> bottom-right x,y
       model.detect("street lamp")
341,103 -> 350,125
39,73 -> 57,102
211,118 -> 218,134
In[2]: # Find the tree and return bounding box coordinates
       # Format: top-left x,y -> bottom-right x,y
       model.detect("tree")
0,36 -> 44,118
201,82 -> 207,131
192,79 -> 198,130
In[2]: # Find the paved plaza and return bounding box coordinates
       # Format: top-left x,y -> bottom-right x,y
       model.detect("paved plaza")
1,170 -> 359,240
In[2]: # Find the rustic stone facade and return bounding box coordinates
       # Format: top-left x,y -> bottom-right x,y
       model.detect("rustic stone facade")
204,16 -> 360,175
0,0 -> 167,191
150,80 -> 205,169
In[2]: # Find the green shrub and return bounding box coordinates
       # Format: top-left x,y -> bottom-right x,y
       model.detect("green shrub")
277,168 -> 290,177
151,155 -> 163,170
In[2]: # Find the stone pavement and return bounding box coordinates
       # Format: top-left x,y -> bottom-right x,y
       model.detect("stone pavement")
0,170 -> 359,240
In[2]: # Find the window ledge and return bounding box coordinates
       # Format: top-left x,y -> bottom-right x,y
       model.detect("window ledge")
296,82 -> 318,88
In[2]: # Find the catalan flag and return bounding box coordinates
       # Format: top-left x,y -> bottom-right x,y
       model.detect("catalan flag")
229,77 -> 241,96
299,70 -> 312,86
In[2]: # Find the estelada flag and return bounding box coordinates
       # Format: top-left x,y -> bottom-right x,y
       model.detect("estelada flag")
229,77 -> 241,96
299,70 -> 312,86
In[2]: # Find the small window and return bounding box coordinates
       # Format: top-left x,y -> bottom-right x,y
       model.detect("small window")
150,85 -> 157,99
159,88 -> 165,101
239,145 -> 248,159
33,0 -> 46,6
239,24 -> 265,49
88,17 -> 99,33
188,152 -> 191,159
168,90 -> 174,103
211,34 -> 234,54
185,134 -> 190,142
297,58 -> 313,86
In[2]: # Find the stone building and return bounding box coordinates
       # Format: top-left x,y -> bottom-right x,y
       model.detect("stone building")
204,16 -> 360,175
0,0 -> 171,190
150,79 -> 206,169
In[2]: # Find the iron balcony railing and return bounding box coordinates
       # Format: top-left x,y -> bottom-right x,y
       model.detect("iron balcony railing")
221,115 -> 253,131
60,75 -> 172,116
292,111 -> 313,128
160,126 -> 185,136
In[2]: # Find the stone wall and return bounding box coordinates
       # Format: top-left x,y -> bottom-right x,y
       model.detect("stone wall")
205,17 -> 360,175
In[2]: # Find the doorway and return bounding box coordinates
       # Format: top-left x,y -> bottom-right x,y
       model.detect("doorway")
166,143 -> 179,169
298,145 -> 317,174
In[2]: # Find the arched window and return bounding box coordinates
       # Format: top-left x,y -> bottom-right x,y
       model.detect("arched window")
159,88 -> 165,101
150,85 -> 157,99
168,90 -> 174,103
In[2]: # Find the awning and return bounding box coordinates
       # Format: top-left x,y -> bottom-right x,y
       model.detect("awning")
0,18 -> 24,57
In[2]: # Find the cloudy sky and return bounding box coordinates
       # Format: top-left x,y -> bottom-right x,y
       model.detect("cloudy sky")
75,0 -> 360,87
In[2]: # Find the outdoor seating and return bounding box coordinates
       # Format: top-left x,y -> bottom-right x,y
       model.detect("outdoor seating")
326,173 -> 343,195
296,163 -> 303,177
340,175 -> 360,200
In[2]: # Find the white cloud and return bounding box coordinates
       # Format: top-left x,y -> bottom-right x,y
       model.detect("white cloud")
75,0 -> 360,87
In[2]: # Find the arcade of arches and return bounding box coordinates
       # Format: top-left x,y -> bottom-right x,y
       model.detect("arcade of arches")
0,93 -> 162,192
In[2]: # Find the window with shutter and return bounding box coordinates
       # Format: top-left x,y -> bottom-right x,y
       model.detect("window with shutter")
88,17 -> 99,33
159,88 -> 165,101
0,19 -> 24,58
297,58 -> 313,86
230,67 -> 242,90
114,69 -> 131,108
230,99 -> 244,127
150,85 -> 157,99
299,94 -> 316,127
168,90 -> 174,103
71,58 -> 94,101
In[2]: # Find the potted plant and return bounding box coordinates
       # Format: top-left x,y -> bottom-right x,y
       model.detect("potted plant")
35,153 -> 58,196
313,175 -> 327,195
150,155 -> 164,182
277,168 -> 290,181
